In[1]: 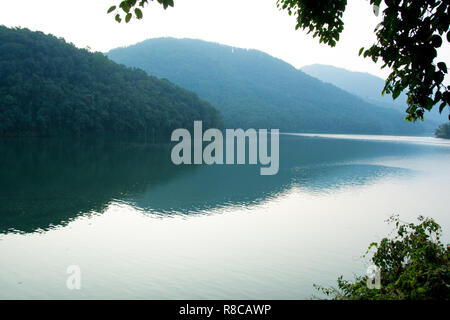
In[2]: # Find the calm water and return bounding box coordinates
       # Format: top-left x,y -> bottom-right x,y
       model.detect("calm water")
0,134 -> 449,299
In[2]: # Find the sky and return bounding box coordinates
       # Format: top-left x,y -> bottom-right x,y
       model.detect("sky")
0,0 -> 449,81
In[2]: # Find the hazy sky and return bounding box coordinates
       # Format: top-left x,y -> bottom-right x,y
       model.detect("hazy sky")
1,0 -> 449,81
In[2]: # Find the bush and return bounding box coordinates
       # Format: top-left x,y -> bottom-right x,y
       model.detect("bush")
316,215 -> 450,300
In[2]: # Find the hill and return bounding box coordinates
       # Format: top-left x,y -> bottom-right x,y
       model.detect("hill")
108,38 -> 432,135
301,64 -> 447,123
435,123 -> 450,139
0,27 -> 222,138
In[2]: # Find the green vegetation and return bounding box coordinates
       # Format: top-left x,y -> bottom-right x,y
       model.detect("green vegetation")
316,216 -> 450,300
0,26 -> 222,138
108,0 -> 450,123
271,0 -> 450,122
108,38 -> 429,135
301,64 -> 447,123
435,123 -> 450,139
302,64 -> 410,110
107,0 -> 174,23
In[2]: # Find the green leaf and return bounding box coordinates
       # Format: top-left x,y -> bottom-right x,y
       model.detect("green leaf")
115,14 -> 122,23
437,62 -> 447,74
434,91 -> 442,103
107,5 -> 116,14
393,87 -> 401,99
120,1 -> 130,13
359,47 -> 364,56
135,8 -> 143,19
159,0 -> 174,9
444,92 -> 450,104
431,35 -> 442,48
125,12 -> 132,23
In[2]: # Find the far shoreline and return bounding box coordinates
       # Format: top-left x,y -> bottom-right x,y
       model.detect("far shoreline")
282,132 -> 450,146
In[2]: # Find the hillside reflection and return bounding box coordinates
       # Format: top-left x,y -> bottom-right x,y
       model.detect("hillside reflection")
0,135 -> 427,233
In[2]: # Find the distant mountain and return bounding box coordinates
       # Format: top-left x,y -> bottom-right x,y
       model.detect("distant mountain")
0,27 -> 222,138
301,64 -> 447,123
108,37 -> 433,135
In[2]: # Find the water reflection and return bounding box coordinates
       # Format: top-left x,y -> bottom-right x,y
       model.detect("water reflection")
0,135 -> 441,234
0,139 -> 190,233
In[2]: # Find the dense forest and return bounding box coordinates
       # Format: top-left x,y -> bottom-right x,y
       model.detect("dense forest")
108,38 -> 430,135
0,27 -> 223,138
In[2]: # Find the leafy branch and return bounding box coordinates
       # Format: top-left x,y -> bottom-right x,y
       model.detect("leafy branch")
107,0 -> 174,23
277,0 -> 449,122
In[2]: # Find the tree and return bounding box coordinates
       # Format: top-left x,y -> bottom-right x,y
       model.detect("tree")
108,0 -> 450,122
435,122 -> 450,138
0,26 -> 223,138
315,215 -> 449,300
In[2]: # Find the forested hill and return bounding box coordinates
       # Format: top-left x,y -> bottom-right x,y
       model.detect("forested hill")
302,64 -> 408,108
0,27 -> 222,138
108,38 -> 432,135
301,64 -> 447,123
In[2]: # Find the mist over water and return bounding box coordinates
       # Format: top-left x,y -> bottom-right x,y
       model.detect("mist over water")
0,134 -> 449,299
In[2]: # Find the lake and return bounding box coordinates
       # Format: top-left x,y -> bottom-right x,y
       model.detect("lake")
0,133 -> 449,299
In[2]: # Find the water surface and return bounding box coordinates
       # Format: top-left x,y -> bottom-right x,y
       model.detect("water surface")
0,134 -> 449,299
